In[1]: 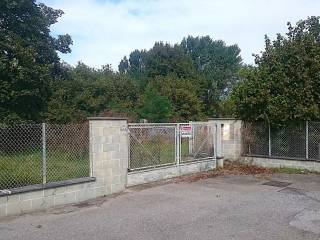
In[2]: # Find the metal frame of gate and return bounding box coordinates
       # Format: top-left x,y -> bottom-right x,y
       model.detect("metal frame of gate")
128,122 -> 217,171
179,122 -> 216,163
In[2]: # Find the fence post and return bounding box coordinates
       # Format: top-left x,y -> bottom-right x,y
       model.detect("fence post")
268,123 -> 271,156
189,121 -> 193,156
176,123 -> 180,165
42,123 -> 47,184
213,122 -> 218,161
306,121 -> 309,159
215,123 -> 222,158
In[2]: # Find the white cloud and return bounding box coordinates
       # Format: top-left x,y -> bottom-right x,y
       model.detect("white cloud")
43,0 -> 320,69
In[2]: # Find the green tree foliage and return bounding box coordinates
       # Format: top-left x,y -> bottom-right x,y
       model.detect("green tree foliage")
137,87 -> 172,123
1,0 -> 244,124
119,50 -> 148,88
119,37 -> 242,119
0,0 -> 72,123
119,42 -> 198,88
232,17 -> 320,124
45,63 -> 139,123
145,42 -> 197,79
181,36 -> 242,116
150,75 -> 203,121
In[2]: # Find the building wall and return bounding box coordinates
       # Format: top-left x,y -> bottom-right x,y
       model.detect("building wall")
0,118 -> 128,218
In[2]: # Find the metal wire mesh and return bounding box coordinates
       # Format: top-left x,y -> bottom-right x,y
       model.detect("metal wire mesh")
241,122 -> 269,156
180,123 -> 214,162
0,124 -> 42,190
242,121 -> 320,161
128,124 -> 176,170
0,123 -> 90,191
46,123 -> 90,183
308,121 -> 320,160
271,123 -> 306,158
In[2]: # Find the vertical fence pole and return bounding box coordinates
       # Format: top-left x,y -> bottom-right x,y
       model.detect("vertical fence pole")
214,122 -> 217,160
176,123 -> 180,165
306,121 -> 309,159
42,123 -> 47,184
189,121 -> 194,156
268,123 -> 272,156
215,123 -> 222,158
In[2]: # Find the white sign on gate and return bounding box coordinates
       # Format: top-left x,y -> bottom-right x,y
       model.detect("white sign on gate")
180,125 -> 192,138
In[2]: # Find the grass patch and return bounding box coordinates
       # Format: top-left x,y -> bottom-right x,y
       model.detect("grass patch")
275,167 -> 319,174
129,140 -> 190,170
130,142 -> 176,169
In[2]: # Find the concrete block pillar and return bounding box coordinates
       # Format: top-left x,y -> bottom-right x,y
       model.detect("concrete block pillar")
89,117 -> 128,195
233,120 -> 242,158
208,119 -> 243,161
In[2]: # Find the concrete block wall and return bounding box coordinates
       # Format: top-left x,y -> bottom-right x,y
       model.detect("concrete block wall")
0,117 -> 128,218
127,159 -> 216,187
242,156 -> 320,172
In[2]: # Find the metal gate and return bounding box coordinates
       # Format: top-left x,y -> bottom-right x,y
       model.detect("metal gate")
128,122 -> 215,171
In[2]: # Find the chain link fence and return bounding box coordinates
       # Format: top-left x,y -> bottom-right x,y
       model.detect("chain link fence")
271,123 -> 306,158
128,122 -> 215,171
46,123 -> 90,183
242,122 -> 269,156
308,122 -> 320,160
0,123 -> 90,191
128,124 -> 176,170
180,123 -> 214,163
0,124 -> 42,190
242,121 -> 320,161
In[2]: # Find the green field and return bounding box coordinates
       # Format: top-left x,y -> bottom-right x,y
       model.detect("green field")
0,151 -> 89,190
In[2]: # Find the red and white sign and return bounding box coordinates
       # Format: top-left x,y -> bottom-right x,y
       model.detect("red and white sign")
180,125 -> 192,138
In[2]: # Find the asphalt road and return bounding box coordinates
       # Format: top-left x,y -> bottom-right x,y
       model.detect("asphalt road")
1,173 -> 320,240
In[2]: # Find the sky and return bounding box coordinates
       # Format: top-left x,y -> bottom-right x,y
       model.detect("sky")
42,0 -> 320,70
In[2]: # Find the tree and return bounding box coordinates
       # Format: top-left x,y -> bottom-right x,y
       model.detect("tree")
150,74 -> 204,121
137,87 -> 172,122
119,42 -> 199,89
45,63 -> 139,123
145,42 -> 197,79
119,37 -> 241,120
119,50 -> 148,88
181,36 -> 242,116
118,56 -> 129,74
231,17 -> 320,124
0,0 -> 72,123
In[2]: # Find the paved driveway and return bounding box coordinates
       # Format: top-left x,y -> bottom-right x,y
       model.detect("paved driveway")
0,173 -> 320,240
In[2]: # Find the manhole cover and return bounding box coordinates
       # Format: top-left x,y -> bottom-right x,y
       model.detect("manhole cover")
262,181 -> 292,188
